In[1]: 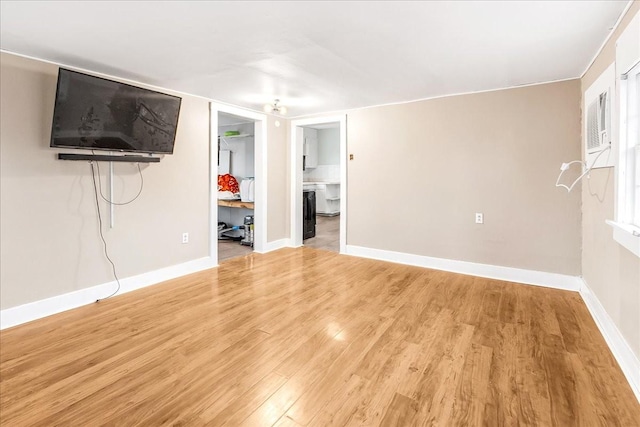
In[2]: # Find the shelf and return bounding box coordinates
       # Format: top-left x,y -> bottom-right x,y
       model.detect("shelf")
219,134 -> 253,139
302,182 -> 340,186
218,199 -> 254,209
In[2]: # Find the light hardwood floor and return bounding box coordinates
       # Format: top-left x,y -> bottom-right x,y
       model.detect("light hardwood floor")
1,248 -> 638,426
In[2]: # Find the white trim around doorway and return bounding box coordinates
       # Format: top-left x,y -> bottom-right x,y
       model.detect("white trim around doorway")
210,103 -> 268,262
290,115 -> 347,253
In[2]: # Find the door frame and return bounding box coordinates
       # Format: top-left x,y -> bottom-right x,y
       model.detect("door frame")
290,114 -> 347,253
210,103 -> 268,263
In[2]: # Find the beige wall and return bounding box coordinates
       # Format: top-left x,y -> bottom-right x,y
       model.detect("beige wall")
0,53 -> 212,310
266,117 -> 290,242
0,52 -> 291,311
346,80 -> 582,275
581,1 -> 640,360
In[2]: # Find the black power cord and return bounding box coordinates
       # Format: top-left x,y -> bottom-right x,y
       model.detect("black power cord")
92,152 -> 144,205
89,161 -> 122,301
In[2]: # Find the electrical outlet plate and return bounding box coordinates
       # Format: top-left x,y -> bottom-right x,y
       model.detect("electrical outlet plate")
475,213 -> 484,224
182,232 -> 189,244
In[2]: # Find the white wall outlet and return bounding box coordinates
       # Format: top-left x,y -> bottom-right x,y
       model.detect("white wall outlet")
475,213 -> 484,224
182,232 -> 189,244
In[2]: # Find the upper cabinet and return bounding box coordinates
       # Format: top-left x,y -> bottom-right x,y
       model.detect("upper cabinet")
303,128 -> 318,170
304,136 -> 318,169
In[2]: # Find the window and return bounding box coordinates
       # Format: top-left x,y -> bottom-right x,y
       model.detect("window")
609,12 -> 640,257
619,60 -> 640,229
610,58 -> 640,257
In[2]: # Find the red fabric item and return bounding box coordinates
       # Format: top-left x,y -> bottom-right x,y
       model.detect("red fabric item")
218,174 -> 239,193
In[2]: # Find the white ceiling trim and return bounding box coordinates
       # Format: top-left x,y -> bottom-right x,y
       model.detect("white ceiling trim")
2,47 -> 580,122
580,0 -> 635,78
0,48 -> 267,116
290,76 -> 581,120
1,1 -> 628,117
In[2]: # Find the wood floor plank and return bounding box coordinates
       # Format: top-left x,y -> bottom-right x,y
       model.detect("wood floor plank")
204,371 -> 288,426
541,333 -> 579,426
448,342 -> 493,426
378,392 -> 419,427
515,286 -> 555,427
0,247 -> 638,426
100,329 -> 272,425
411,323 -> 476,426
347,341 -> 422,426
245,314 -> 379,424
306,374 -> 371,427
395,309 -> 458,399
240,315 -> 367,426
482,322 -> 524,426
271,415 -> 303,427
283,316 -> 395,425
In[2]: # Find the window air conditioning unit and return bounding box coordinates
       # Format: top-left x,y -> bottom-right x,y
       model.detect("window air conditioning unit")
584,63 -> 614,169
586,89 -> 611,154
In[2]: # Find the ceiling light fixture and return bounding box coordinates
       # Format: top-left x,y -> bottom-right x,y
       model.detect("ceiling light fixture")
263,99 -> 287,115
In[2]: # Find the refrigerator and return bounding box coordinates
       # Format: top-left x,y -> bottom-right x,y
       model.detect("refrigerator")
303,190 -> 316,240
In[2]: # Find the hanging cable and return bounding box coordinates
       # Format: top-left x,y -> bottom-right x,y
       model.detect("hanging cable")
91,153 -> 144,205
90,161 -> 121,301
556,145 -> 612,192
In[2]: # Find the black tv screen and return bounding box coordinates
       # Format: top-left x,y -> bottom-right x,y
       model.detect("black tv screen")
50,69 -> 182,154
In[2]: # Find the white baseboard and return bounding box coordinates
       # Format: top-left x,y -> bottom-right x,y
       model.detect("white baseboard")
0,256 -> 217,330
258,238 -> 293,253
344,245 -> 582,291
344,244 -> 638,402
579,280 -> 640,403
2,243 -> 637,403
2,238 -> 293,330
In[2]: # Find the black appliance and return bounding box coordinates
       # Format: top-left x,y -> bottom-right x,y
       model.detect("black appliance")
50,68 -> 182,154
303,190 -> 316,240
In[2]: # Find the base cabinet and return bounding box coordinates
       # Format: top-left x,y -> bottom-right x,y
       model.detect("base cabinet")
303,182 -> 340,216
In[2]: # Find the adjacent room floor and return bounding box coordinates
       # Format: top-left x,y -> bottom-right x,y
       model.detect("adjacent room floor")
219,213 -> 339,262
1,248 -> 638,425
304,215 -> 339,252
218,239 -> 253,262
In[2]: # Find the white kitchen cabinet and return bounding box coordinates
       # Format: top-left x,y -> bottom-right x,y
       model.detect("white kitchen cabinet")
303,136 -> 318,169
303,182 -> 340,216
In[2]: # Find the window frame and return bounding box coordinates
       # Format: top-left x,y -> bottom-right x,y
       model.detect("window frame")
610,60 -> 640,257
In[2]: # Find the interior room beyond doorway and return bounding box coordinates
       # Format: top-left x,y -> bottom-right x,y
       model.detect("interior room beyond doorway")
302,122 -> 341,253
217,112 -> 256,262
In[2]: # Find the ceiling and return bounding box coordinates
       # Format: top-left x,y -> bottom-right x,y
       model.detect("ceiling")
305,122 -> 340,130
218,112 -> 254,127
0,1 -> 630,117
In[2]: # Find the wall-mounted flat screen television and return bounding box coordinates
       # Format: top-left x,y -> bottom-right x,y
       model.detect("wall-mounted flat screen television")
50,68 -> 182,154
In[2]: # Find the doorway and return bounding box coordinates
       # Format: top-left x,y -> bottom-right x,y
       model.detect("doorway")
217,112 -> 256,261
210,103 -> 267,264
290,115 -> 347,253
